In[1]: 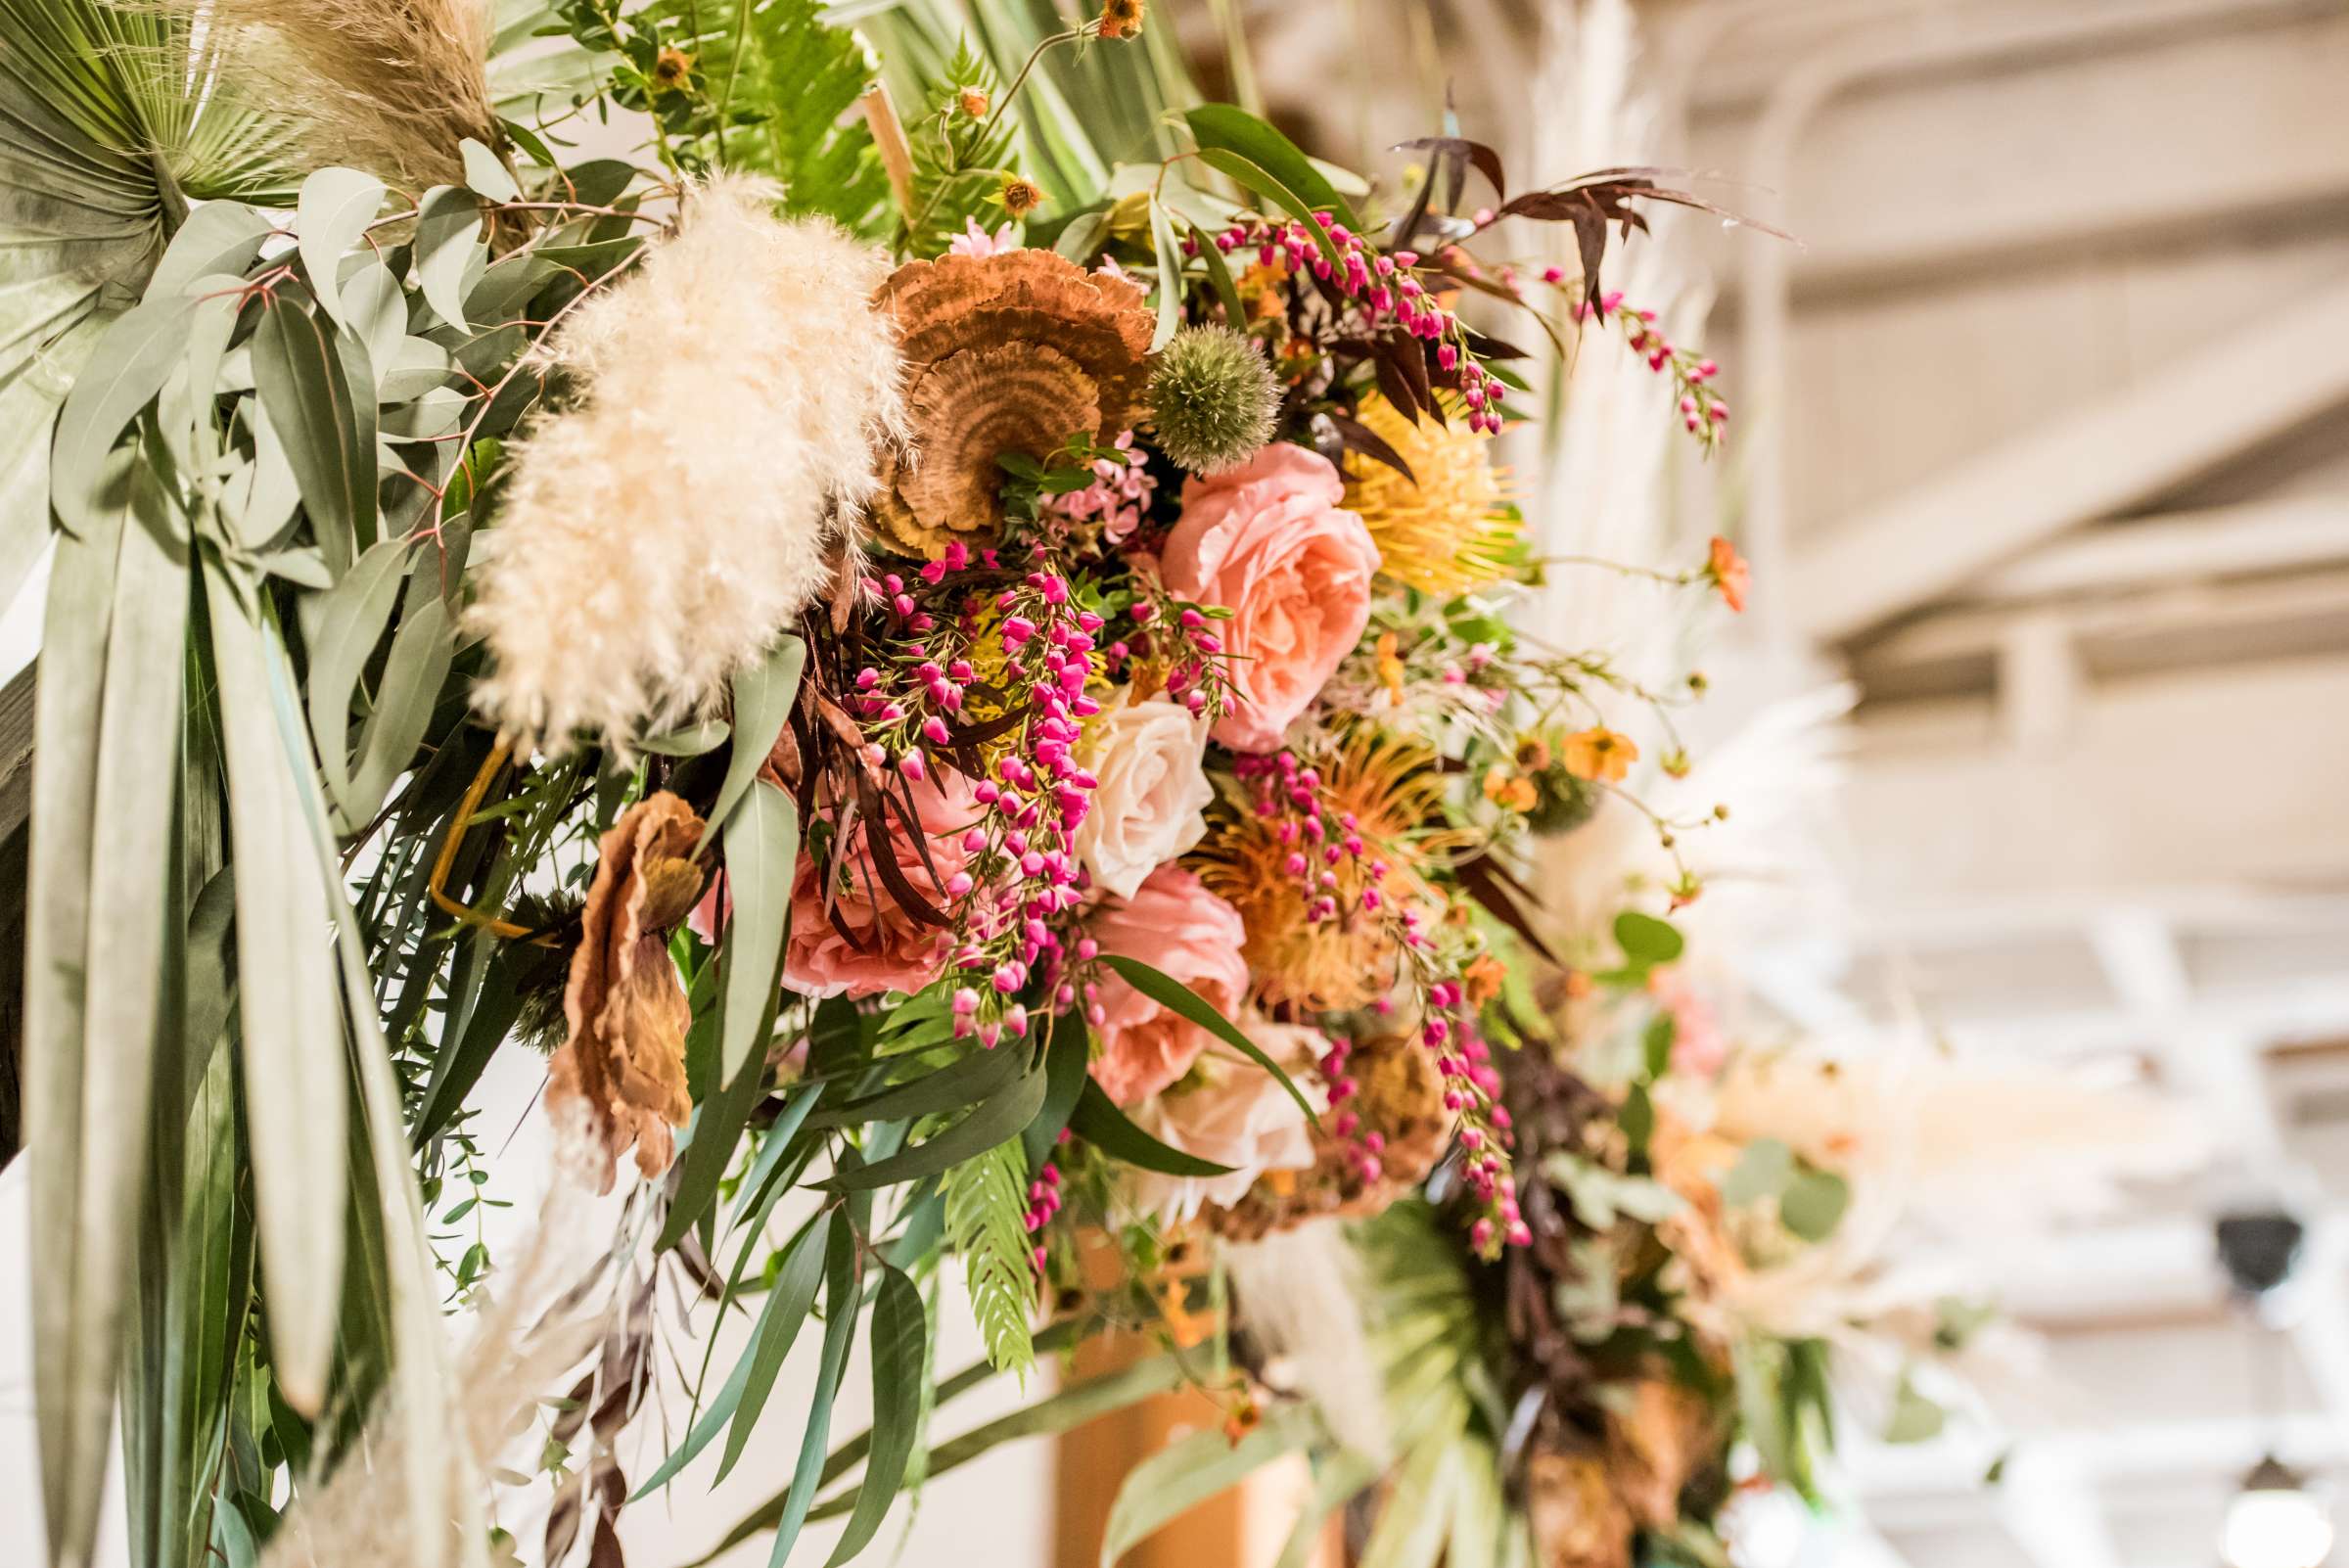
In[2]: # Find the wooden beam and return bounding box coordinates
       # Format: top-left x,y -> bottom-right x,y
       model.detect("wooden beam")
1788,277 -> 2349,641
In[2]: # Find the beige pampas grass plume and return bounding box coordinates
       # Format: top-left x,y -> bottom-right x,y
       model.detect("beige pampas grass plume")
152,0 -> 497,193
467,174 -> 908,756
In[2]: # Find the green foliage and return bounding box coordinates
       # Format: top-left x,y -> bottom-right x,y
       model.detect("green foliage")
556,0 -> 889,231
942,1139 -> 1036,1377
901,41 -> 1018,257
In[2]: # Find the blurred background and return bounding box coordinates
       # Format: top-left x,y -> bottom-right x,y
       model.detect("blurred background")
6,1 -> 2349,1566
1228,1 -> 2349,1566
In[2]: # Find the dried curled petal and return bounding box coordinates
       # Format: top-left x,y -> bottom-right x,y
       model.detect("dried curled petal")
548,792 -> 708,1192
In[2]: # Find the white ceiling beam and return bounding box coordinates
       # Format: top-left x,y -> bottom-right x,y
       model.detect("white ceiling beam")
1969,500 -> 2349,604
1994,1450 -> 2126,1568
1787,277 -> 2349,642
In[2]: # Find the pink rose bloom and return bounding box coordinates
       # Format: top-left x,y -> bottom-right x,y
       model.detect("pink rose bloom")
1654,971 -> 1728,1080
1163,443 -> 1380,752
1086,864 -> 1250,1104
691,772 -> 980,1000
1128,1018 -> 1328,1222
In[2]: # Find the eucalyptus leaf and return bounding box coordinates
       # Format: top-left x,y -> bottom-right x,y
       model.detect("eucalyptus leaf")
1183,106 -> 1361,233
1098,1405 -> 1319,1567
345,594 -> 452,827
718,782 -> 800,1085
1146,197 -> 1184,353
702,637 -> 806,852
415,185 -> 486,332
251,300 -> 374,574
148,203 -> 271,300
460,137 -> 522,203
640,719 -> 731,757
50,295 -> 200,537
296,168 -> 389,332
632,1220 -> 826,1498
1067,1080 -> 1232,1177
714,1220 -> 834,1484
764,1213 -> 862,1568
822,1062 -> 1047,1192
302,537 -> 407,814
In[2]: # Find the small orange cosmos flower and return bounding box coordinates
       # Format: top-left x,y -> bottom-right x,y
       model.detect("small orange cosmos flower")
1560,726 -> 1637,784
1482,764 -> 1538,813
1706,534 -> 1749,614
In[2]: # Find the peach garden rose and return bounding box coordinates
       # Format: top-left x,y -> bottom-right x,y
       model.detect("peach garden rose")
1085,863 -> 1251,1104
1162,442 -> 1380,753
690,772 -> 980,1000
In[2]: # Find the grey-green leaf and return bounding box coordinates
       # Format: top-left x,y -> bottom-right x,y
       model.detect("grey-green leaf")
1098,1406 -> 1319,1568
460,137 -> 521,203
1102,954 -> 1316,1120
204,569 -> 347,1414
701,637 -> 807,853
346,594 -> 453,826
251,300 -> 375,574
415,185 -> 486,331
718,781 -> 800,1085
50,295 -> 200,537
149,203 -> 271,300
297,167 -> 389,332
714,1221 -> 833,1483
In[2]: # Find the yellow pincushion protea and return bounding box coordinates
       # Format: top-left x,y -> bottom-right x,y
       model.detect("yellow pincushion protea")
1193,726 -> 1466,1013
1341,392 -> 1522,596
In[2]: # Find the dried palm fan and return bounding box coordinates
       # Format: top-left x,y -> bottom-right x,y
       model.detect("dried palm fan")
871,248 -> 1155,558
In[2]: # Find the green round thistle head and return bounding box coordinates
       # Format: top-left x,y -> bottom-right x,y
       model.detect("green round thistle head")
1148,324 -> 1280,476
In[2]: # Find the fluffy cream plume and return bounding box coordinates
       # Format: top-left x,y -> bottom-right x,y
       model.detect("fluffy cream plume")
467,174 -> 908,755
152,0 -> 496,193
1707,1044 -> 2204,1222
1225,1222 -> 1391,1462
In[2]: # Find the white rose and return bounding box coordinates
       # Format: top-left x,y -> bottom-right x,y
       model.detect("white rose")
1128,1020 -> 1329,1223
1074,693 -> 1215,899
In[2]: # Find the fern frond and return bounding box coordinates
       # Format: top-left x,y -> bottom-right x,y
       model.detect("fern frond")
941,1137 -> 1035,1377
622,0 -> 891,232
900,39 -> 1016,257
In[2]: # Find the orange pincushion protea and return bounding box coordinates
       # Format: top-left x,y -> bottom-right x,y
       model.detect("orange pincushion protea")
1193,727 -> 1462,1014
870,249 -> 1154,559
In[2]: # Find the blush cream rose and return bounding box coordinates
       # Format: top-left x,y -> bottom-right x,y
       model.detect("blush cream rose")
1162,442 -> 1380,753
1127,1018 -> 1329,1222
1072,692 -> 1215,900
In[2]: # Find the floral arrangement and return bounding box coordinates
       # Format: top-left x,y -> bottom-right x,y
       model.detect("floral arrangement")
0,2 -> 1786,1567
